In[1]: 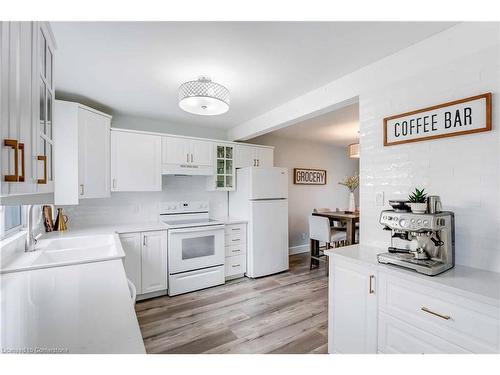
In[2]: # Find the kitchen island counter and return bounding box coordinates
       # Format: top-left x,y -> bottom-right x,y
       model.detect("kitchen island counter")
1,259 -> 145,354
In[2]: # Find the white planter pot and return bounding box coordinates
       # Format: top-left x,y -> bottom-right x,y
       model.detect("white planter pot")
349,192 -> 356,212
409,202 -> 427,214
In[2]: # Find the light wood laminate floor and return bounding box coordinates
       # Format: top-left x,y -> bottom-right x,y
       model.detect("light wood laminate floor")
135,253 -> 328,354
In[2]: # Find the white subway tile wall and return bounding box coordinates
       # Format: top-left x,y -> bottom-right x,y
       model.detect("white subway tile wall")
61,176 -> 228,227
359,23 -> 500,272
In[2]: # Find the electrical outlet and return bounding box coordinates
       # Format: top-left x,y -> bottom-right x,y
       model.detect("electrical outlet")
375,191 -> 384,206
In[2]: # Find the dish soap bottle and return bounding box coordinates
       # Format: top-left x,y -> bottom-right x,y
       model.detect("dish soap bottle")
54,208 -> 68,231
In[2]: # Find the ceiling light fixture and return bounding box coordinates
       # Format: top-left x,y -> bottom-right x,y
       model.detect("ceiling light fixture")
178,76 -> 230,116
347,143 -> 359,158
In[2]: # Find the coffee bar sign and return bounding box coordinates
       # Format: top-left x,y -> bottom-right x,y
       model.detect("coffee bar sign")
293,168 -> 326,185
384,93 -> 492,146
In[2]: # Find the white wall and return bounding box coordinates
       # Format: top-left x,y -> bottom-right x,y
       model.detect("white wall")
112,114 -> 228,140
248,133 -> 359,253
229,23 -> 500,272
60,176 -> 228,227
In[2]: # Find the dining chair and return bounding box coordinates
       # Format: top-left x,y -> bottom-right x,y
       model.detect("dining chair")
308,215 -> 347,273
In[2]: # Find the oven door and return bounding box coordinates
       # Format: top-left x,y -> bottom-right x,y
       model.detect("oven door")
168,224 -> 225,274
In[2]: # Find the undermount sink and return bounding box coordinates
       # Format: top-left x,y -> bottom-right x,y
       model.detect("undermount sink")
0,233 -> 125,274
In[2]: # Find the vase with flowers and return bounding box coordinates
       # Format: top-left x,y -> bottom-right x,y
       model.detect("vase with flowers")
339,174 -> 359,213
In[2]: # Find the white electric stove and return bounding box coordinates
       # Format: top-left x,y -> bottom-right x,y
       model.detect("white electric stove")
159,201 -> 225,296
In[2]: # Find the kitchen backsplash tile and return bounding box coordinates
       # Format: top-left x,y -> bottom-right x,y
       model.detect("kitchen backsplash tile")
61,176 -> 228,227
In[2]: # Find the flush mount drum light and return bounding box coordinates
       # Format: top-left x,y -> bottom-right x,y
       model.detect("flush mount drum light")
178,76 -> 230,116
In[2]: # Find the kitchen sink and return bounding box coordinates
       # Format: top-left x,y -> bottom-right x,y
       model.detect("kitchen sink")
0,233 -> 125,274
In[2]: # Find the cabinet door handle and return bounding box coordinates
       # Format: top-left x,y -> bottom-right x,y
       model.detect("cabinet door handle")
18,142 -> 25,182
186,153 -> 189,163
4,139 -> 19,182
232,264 -> 240,267
421,307 -> 450,320
231,249 -> 240,253
231,228 -> 241,231
232,238 -> 240,242
112,178 -> 117,189
143,235 -> 147,247
257,159 -> 260,167
191,153 -> 193,163
37,155 -> 47,184
80,184 -> 84,196
369,275 -> 375,294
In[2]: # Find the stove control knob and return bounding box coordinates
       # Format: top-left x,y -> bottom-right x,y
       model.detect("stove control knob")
423,220 -> 429,226
417,219 -> 422,224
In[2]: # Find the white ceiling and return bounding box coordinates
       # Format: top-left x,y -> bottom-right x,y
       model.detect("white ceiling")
267,103 -> 359,146
51,22 -> 455,130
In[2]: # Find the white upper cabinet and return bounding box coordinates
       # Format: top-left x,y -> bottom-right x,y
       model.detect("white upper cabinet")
54,101 -> 111,205
1,22 -> 56,199
161,136 -> 214,175
111,130 -> 162,192
190,139 -> 213,166
234,144 -> 274,168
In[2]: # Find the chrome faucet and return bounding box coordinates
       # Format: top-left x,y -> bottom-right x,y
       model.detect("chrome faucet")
25,204 -> 44,252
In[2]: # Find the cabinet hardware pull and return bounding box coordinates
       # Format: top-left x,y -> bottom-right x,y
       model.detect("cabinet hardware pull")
231,228 -> 240,231
191,153 -> 193,163
231,249 -> 240,253
4,139 -> 19,182
421,307 -> 450,320
18,143 -> 25,182
257,159 -> 259,167
37,155 -> 47,184
187,153 -> 189,163
232,264 -> 240,267
143,236 -> 147,247
369,275 -> 375,294
112,178 -> 116,189
80,184 -> 84,196
232,239 -> 240,242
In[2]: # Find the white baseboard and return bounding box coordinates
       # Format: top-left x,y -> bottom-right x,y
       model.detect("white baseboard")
289,244 -> 309,255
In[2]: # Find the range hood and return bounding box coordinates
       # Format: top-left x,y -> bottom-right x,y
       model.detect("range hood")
161,164 -> 214,176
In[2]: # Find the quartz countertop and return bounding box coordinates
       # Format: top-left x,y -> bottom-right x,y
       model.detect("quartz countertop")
213,216 -> 248,225
40,221 -> 169,239
325,244 -> 500,306
0,259 -> 145,353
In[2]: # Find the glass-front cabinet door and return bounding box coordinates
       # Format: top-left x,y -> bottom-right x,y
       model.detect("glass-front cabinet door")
214,144 -> 234,191
36,23 -> 55,192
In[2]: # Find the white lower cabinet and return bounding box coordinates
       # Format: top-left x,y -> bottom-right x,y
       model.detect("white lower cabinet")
378,312 -> 470,354
224,223 -> 247,279
119,230 -> 167,299
329,258 -> 377,354
328,254 -> 500,354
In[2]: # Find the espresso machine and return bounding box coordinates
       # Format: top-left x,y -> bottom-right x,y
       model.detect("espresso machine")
378,209 -> 455,276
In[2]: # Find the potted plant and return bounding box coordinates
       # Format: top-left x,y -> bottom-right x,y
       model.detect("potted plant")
408,188 -> 427,213
339,174 -> 359,213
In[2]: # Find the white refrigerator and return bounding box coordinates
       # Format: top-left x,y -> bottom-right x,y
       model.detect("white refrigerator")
229,167 -> 289,278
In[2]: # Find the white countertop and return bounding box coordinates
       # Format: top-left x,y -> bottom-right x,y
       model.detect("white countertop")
325,244 -> 500,306
0,259 -> 145,353
40,221 -> 169,239
213,216 -> 248,225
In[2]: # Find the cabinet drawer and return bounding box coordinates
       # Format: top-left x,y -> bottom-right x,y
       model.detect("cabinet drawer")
379,272 -> 500,353
225,231 -> 246,246
225,244 -> 246,257
225,223 -> 246,236
378,312 -> 471,354
225,254 -> 246,277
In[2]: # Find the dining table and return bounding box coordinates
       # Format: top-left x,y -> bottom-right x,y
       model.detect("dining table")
311,210 -> 360,246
